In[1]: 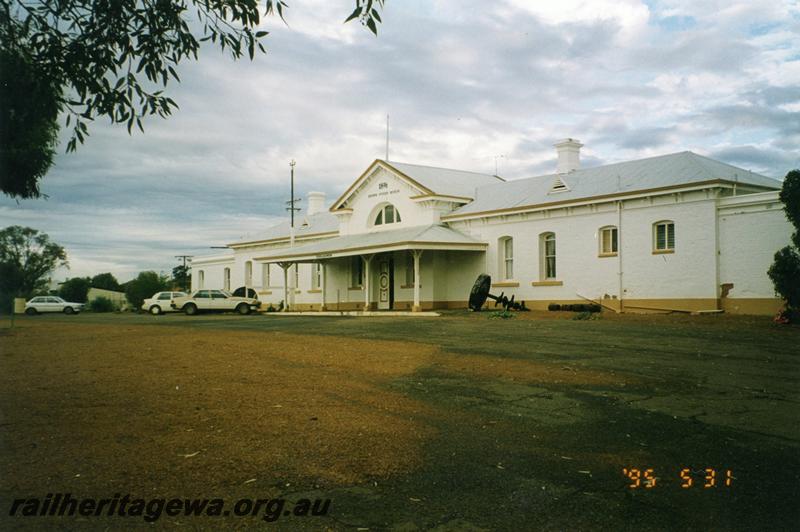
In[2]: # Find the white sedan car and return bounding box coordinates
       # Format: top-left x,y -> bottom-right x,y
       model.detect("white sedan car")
25,296 -> 85,315
142,291 -> 187,315
171,289 -> 260,315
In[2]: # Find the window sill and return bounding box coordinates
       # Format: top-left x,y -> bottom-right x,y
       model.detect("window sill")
257,290 -> 273,295
598,253 -> 618,258
532,280 -> 563,287
400,284 -> 419,289
492,281 -> 519,288
307,289 -> 322,293
652,249 -> 675,255
348,286 -> 363,291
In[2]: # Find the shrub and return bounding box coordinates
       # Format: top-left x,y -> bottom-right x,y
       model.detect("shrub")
548,303 -> 561,311
489,310 -> 514,319
89,296 -> 115,312
769,169 -> 800,322
573,311 -> 599,321
59,277 -> 91,302
125,271 -> 169,311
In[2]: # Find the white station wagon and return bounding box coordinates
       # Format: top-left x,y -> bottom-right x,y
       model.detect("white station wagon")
141,291 -> 188,315
25,296 -> 84,315
171,289 -> 261,315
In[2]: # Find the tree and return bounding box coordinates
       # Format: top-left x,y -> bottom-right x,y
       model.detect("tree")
125,271 -> 169,311
59,276 -> 91,303
0,0 -> 385,199
0,226 -> 68,312
0,48 -> 61,199
172,264 -> 191,292
768,169 -> 800,320
91,272 -> 121,291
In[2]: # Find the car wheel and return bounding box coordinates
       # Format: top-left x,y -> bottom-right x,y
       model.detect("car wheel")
236,303 -> 250,315
63,306 -> 75,315
25,307 -> 37,316
184,303 -> 198,316
149,305 -> 162,315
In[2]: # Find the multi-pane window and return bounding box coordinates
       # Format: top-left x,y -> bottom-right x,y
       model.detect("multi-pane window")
654,221 -> 675,252
294,264 -> 300,289
262,264 -> 270,288
405,251 -> 415,286
198,270 -> 204,289
374,204 -> 401,226
244,261 -> 253,286
312,263 -> 322,290
223,268 -> 231,291
542,233 -> 556,279
599,226 -> 618,255
350,256 -> 363,287
500,237 -> 513,279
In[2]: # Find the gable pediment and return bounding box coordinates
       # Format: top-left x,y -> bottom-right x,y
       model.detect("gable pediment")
330,160 -> 433,211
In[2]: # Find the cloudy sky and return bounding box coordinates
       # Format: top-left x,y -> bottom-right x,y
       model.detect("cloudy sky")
2,0 -> 799,282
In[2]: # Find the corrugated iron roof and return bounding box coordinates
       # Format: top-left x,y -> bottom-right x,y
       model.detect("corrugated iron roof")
228,211 -> 339,247
450,151 -> 781,217
254,224 -> 485,261
385,161 -> 504,198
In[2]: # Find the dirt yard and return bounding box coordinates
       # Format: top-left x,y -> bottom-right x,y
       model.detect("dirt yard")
1,312 -> 798,530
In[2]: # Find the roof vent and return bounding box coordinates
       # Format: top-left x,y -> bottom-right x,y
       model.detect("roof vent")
549,175 -> 570,193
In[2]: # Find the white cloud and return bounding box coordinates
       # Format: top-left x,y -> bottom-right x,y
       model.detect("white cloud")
2,0 -> 798,281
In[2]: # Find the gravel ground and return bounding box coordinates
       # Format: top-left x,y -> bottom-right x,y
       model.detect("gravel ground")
1,313 -> 798,530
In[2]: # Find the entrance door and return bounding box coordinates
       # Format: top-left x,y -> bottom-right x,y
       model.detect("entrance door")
378,258 -> 394,310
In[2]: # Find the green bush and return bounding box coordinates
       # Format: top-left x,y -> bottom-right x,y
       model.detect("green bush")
769,169 -> 800,322
88,296 -> 115,312
125,271 -> 169,311
573,311 -> 599,320
59,277 -> 91,302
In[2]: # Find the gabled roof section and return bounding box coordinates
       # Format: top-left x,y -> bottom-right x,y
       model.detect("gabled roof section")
447,151 -> 782,218
331,159 -> 505,210
386,161 -> 505,199
228,211 -> 339,247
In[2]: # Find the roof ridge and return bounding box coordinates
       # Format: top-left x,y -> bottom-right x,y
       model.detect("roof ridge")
386,160 -> 503,180
685,151 -> 776,181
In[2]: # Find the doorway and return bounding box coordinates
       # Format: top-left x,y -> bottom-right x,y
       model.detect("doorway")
377,257 -> 394,310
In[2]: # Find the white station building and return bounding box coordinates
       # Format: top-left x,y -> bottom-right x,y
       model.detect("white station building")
192,139 -> 792,315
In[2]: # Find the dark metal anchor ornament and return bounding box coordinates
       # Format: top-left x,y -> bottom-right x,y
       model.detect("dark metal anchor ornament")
468,274 -> 529,312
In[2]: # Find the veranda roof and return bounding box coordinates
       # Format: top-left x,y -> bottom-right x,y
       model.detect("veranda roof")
253,224 -> 486,263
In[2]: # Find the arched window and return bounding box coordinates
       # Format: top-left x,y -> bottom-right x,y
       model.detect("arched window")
374,203 -> 402,226
198,270 -> 205,289
244,261 -> 253,286
498,236 -> 513,280
540,232 -> 556,279
599,226 -> 618,256
223,267 -> 231,291
653,221 -> 675,252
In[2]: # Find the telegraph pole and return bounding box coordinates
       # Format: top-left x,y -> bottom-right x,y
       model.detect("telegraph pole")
174,255 -> 193,292
285,160 -> 301,311
286,159 -> 301,229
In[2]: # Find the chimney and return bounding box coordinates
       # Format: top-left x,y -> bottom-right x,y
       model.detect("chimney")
554,138 -> 583,174
306,191 -> 326,216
